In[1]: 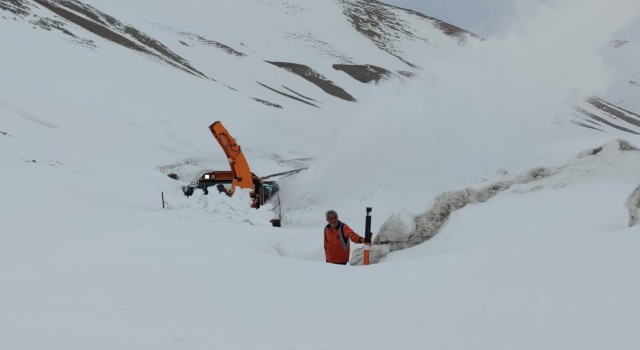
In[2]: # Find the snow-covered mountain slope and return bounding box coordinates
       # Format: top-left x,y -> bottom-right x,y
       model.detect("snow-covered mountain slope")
1,0 -> 639,223
1,0 -> 471,109
1,0 -> 480,185
3,1 -> 640,349
2,0 -> 636,124
1,0 -> 639,231
1,0 -> 637,189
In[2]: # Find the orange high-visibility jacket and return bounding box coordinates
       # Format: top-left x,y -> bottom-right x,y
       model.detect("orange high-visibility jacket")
324,221 -> 363,264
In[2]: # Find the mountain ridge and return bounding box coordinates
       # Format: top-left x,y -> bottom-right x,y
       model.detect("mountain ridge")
2,0 -> 637,135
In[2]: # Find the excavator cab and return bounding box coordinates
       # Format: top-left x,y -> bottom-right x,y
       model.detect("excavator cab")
183,170 -> 280,205
181,121 -> 282,226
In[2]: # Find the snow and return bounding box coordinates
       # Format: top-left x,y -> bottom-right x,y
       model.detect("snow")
2,0 -> 640,349
378,210 -> 416,242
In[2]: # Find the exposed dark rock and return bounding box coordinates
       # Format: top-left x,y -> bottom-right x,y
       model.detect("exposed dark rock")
33,16 -> 96,47
571,120 -> 604,132
398,70 -> 415,78
337,0 -> 418,68
55,0 -> 107,24
337,0 -> 480,69
591,97 -> 640,122
575,106 -> 639,135
257,82 -> 319,107
573,96 -> 640,134
611,40 -> 628,48
333,64 -> 390,83
281,86 -> 319,103
587,97 -> 640,128
266,61 -> 356,102
0,0 -> 29,16
251,97 -> 283,109
179,32 -> 246,57
404,9 -> 478,39
29,0 -> 208,79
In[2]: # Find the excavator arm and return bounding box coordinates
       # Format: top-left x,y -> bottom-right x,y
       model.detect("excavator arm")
209,121 -> 255,191
178,120 -> 283,226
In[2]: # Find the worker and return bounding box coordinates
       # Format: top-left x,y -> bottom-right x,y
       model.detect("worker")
323,209 -> 365,265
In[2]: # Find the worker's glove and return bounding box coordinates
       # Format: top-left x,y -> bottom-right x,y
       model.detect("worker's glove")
359,237 -> 365,244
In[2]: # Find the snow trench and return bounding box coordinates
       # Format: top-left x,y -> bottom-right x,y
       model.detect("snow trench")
351,139 -> 640,265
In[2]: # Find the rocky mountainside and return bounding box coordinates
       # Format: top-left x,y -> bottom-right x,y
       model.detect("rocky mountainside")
1,0 -> 638,132
1,0 -> 469,104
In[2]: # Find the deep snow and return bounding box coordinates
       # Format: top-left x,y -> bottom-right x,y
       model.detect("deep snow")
2,0 -> 640,349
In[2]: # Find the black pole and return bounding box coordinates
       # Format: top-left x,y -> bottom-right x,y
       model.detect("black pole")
364,207 -> 372,243
162,192 -> 165,209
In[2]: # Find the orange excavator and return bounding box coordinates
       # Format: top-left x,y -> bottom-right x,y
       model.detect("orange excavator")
182,121 -> 286,226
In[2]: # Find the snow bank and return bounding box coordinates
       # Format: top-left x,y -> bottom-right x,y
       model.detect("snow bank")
352,139 -> 640,264
167,188 -> 276,226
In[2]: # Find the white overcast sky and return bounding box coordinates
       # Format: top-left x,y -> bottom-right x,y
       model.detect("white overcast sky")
384,0 -> 640,39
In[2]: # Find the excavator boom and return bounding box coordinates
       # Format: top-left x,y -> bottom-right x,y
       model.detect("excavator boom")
209,121 -> 254,191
